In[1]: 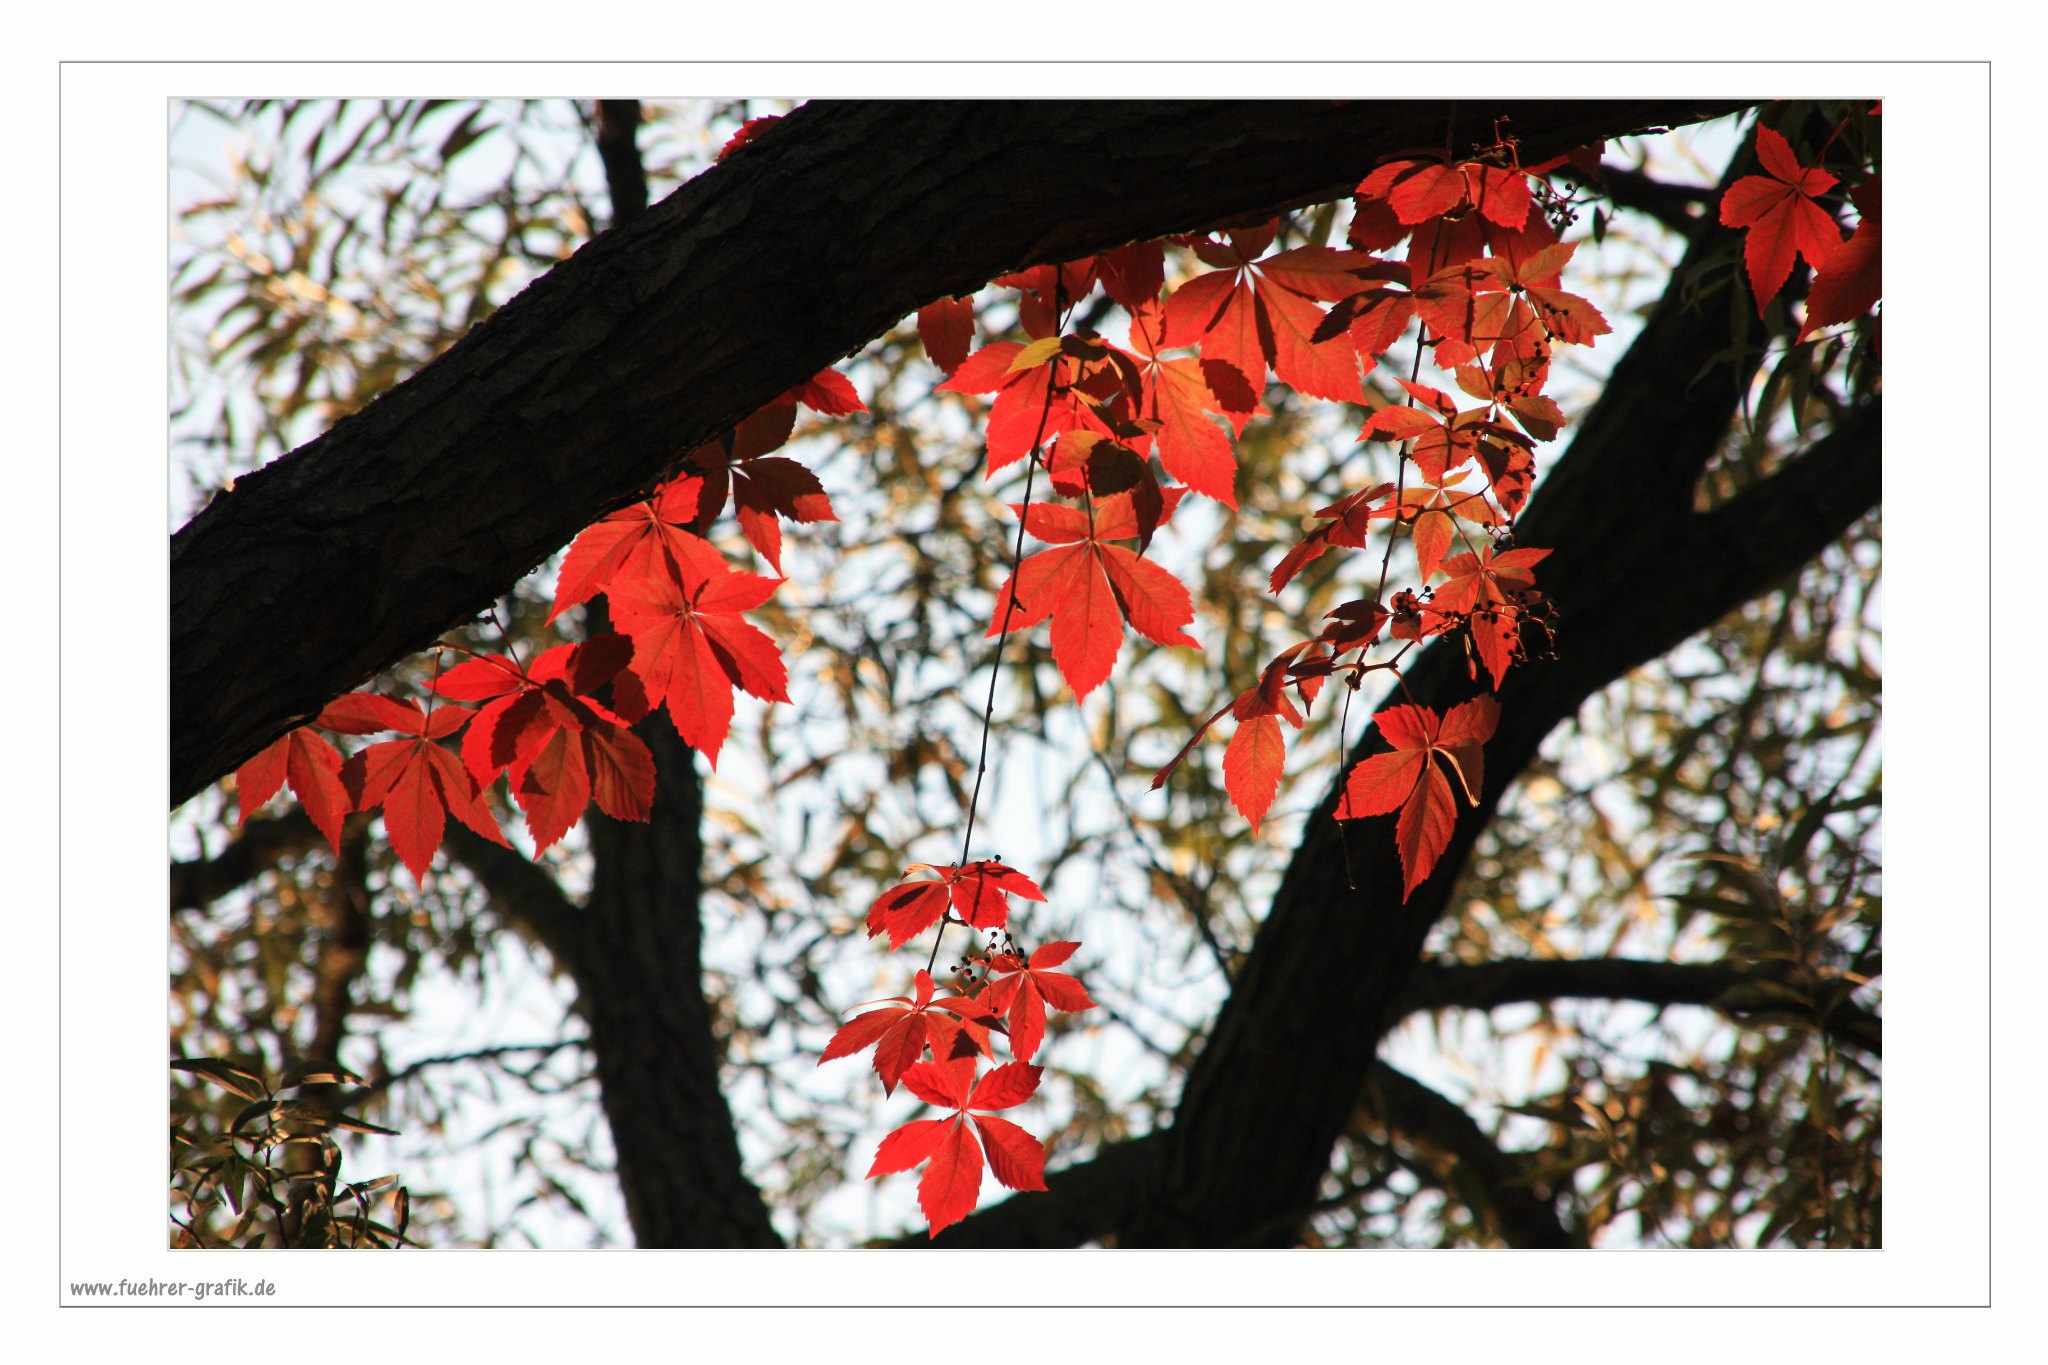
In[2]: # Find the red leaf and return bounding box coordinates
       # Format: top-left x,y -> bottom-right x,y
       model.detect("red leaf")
971,1114 -> 1048,1193
550,474 -> 723,624
1223,713 -> 1286,834
608,558 -> 787,767
917,1121 -> 984,1237
582,722 -> 655,822
315,692 -> 424,735
866,861 -> 1044,947
916,295 -> 976,373
987,490 -> 1200,699
714,115 -> 781,162
985,949 -> 1095,1063
1334,696 -> 1499,899
508,726 -> 591,854
787,367 -> 864,416
1161,238 -> 1370,402
868,1118 -> 948,1177
865,878 -> 953,948
1719,125 -> 1842,315
868,1058 -> 1046,1236
1800,176 -> 1881,340
234,726 -> 350,855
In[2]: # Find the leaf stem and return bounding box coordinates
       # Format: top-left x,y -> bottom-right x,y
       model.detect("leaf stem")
928,279 -> 1071,977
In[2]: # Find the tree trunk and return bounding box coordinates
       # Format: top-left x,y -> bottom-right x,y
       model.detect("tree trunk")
170,97 -> 1750,805
566,714 -> 782,1247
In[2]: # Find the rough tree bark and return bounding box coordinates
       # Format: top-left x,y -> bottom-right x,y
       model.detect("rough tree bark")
170,98 -> 1750,806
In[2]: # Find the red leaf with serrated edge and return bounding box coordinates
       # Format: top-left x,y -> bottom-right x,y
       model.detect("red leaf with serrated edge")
866,878 -> 952,947
937,340 -> 1115,476
917,295 -> 975,373
234,727 -> 350,855
971,1114 -> 1049,1193
608,559 -> 786,767
818,969 -> 997,1094
867,1057 -> 1046,1235
438,638 -> 637,798
429,654 -> 528,703
987,490 -> 1200,699
1125,300 -> 1239,506
341,720 -> 507,884
787,367 -> 864,416
1434,545 -> 1550,690
1800,176 -> 1881,340
1720,125 -> 1842,316
550,475 -> 723,624
866,862 -> 1044,947
1224,713 -> 1287,834
282,730 -> 350,853
315,692 -> 425,735
731,456 -> 837,572
581,722 -> 655,822
234,733 -> 290,822
1335,696 -> 1499,899
508,726 -> 589,854
948,859 -> 1046,930
985,948 -> 1095,1063
966,1059 -> 1042,1111
1097,239 -> 1166,311
1161,239 -> 1369,402
917,1120 -> 984,1236
1362,159 -> 1467,224
868,1119 -> 948,1177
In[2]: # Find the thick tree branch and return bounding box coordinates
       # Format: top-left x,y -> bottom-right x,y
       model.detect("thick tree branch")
170,809 -> 324,912
442,826 -> 586,969
1397,958 -> 1881,1059
1561,162 -> 1716,235
1357,1060 -> 1577,1248
171,97 -> 1750,806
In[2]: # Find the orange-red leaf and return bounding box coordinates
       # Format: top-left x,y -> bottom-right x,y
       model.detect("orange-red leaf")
1720,125 -> 1842,316
1223,713 -> 1286,833
1335,696 -> 1499,899
987,491 -> 1200,699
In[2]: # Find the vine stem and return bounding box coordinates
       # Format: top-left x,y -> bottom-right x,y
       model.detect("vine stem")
927,283 -> 1071,978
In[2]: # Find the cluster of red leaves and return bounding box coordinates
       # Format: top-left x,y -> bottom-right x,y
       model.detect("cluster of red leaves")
236,368 -> 860,881
825,859 -> 1094,1236
1114,140 -> 1599,894
864,859 -> 1045,947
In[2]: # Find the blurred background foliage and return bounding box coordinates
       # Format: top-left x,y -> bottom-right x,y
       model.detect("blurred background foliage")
169,97 -> 1878,1248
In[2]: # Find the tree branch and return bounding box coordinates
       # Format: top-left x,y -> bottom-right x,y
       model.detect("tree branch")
170,809 -> 324,912
170,97 -> 1752,806
441,826 -> 586,970
1561,162 -> 1716,235
593,99 -> 648,228
1396,958 -> 1881,1059
1356,1060 -> 1577,1248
